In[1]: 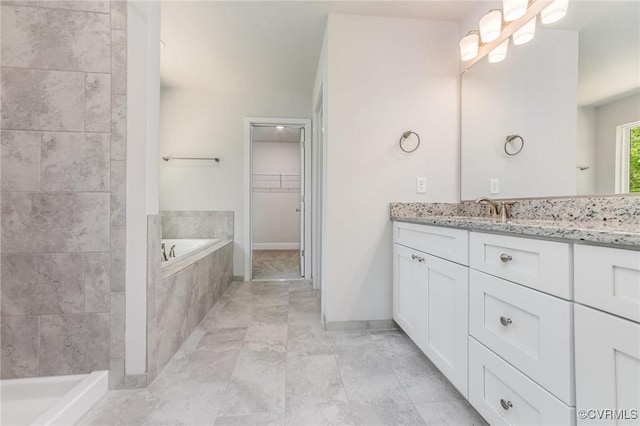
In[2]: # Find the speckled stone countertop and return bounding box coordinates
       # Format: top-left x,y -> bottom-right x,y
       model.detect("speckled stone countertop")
391,197 -> 640,248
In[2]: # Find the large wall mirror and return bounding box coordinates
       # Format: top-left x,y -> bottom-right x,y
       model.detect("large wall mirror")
460,1 -> 640,200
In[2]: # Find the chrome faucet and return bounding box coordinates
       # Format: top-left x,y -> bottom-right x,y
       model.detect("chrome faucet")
161,243 -> 168,262
475,197 -> 499,217
169,245 -> 176,259
498,201 -> 516,223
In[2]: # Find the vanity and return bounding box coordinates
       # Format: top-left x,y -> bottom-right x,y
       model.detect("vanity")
391,203 -> 640,425
390,2 -> 640,424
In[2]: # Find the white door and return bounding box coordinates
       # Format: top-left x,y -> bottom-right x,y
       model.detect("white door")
299,128 -> 305,277
575,304 -> 640,425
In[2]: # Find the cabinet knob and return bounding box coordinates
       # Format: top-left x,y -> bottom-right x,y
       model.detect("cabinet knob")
500,253 -> 513,263
418,257 -> 425,263
499,316 -> 513,327
500,399 -> 513,410
411,254 -> 417,260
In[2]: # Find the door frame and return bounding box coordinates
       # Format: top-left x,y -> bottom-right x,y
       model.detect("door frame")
244,117 -> 312,281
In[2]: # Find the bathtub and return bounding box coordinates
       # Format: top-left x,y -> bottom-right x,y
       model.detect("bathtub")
1,370 -> 108,426
161,238 -> 229,279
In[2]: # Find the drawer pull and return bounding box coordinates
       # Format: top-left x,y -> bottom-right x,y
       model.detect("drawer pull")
500,253 -> 513,263
500,399 -> 513,410
499,316 -> 513,326
411,254 -> 426,263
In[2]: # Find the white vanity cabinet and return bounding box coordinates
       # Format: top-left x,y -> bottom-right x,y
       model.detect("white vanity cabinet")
393,220 -> 640,426
392,222 -> 470,397
574,245 -> 640,425
467,231 -> 576,425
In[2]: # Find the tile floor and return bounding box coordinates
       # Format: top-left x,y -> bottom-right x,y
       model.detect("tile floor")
252,250 -> 301,280
78,281 -> 487,426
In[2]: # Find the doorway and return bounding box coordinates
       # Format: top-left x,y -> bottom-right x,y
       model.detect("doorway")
244,117 -> 311,281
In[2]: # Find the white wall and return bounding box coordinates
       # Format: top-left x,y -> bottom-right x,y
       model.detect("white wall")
126,1 -> 160,375
159,87 -> 311,276
460,29 -> 578,200
321,14 -> 460,323
576,106 -> 597,195
252,142 -> 300,248
595,93 -> 640,194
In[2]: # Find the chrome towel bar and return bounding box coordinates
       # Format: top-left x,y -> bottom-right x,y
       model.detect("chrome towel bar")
162,156 -> 220,162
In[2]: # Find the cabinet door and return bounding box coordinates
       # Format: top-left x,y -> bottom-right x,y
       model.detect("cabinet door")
421,254 -> 469,397
575,305 -> 640,426
393,243 -> 428,348
393,243 -> 469,397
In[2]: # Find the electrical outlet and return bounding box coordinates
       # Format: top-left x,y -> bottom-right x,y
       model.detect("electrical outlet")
490,178 -> 500,194
416,177 -> 427,194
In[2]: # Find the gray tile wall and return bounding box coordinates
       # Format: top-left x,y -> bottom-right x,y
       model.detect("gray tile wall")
146,239 -> 233,384
160,211 -> 234,240
0,1 -> 128,384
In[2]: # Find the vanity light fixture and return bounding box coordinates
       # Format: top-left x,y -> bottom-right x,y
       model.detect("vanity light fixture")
460,30 -> 480,61
460,0 -> 570,66
489,38 -> 510,63
479,10 -> 503,43
541,0 -> 569,24
503,0 -> 528,21
512,16 -> 537,45
275,126 -> 285,130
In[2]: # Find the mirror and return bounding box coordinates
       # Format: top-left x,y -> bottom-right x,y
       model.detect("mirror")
460,1 -> 640,200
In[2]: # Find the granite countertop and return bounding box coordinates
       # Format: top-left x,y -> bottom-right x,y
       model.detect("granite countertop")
392,215 -> 640,248
391,198 -> 640,248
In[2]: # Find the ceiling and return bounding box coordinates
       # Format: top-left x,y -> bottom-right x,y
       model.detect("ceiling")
252,125 -> 303,143
160,1 -> 639,105
160,1 -> 478,94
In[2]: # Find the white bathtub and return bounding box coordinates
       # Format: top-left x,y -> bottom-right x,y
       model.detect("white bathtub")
161,238 -> 229,279
1,371 -> 108,426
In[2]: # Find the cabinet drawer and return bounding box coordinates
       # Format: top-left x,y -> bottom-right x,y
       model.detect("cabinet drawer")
470,232 -> 572,299
575,244 -> 640,323
469,270 -> 574,405
393,222 -> 469,265
469,338 -> 576,426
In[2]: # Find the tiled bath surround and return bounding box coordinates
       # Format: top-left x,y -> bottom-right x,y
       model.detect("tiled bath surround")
160,210 -> 234,240
147,213 -> 233,384
0,1 -> 129,386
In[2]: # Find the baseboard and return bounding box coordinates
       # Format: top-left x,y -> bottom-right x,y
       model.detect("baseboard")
325,319 -> 399,332
253,243 -> 300,250
232,275 -> 244,282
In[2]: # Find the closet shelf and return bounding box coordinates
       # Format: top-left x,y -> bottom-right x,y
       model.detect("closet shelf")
252,173 -> 300,193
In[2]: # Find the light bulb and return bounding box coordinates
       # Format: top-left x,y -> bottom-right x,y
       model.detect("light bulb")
489,38 -> 509,63
541,0 -> 569,24
503,0 -> 528,21
513,16 -> 536,45
479,10 -> 503,43
459,33 -> 479,61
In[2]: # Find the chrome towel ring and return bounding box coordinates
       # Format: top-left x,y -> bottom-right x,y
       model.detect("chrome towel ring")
399,131 -> 421,153
504,134 -> 524,156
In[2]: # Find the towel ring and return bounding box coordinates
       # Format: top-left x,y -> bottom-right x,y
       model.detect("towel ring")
399,131 -> 420,153
504,134 -> 524,156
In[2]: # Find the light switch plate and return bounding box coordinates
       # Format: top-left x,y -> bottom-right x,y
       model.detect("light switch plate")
416,177 -> 427,194
490,178 -> 499,194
